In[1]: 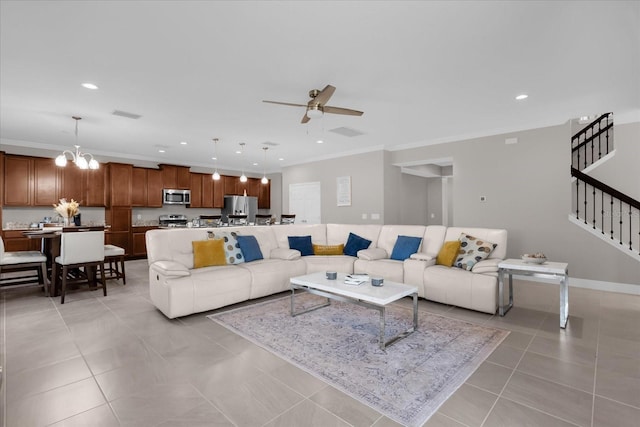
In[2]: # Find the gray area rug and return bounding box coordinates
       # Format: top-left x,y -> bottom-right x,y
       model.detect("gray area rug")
208,294 -> 509,426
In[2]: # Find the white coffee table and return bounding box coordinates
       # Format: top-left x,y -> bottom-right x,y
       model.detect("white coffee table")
290,272 -> 418,349
498,259 -> 569,328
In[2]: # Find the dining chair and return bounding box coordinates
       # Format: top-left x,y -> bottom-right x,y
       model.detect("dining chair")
0,237 -> 50,295
53,230 -> 106,304
104,244 -> 126,284
255,214 -> 273,225
280,214 -> 296,225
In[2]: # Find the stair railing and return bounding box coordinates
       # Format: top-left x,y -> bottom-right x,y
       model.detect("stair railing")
571,112 -> 613,171
571,167 -> 639,256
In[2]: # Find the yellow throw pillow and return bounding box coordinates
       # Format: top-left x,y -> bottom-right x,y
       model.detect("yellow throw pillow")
436,240 -> 461,267
312,243 -> 345,255
193,239 -> 227,268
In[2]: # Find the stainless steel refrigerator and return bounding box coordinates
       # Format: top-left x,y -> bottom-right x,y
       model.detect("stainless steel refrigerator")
222,196 -> 258,224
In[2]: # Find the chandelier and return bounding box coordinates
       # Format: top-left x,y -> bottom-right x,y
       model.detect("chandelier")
212,138 -> 221,180
261,146 -> 269,184
55,116 -> 99,170
239,142 -> 247,183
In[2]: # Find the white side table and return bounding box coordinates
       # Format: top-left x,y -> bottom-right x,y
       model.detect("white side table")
498,259 -> 569,328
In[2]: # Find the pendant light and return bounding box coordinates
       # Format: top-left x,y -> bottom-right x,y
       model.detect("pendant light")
211,138 -> 221,180
55,116 -> 99,169
261,146 -> 269,184
239,142 -> 248,183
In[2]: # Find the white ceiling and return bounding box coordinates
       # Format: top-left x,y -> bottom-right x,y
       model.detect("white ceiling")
1,1 -> 638,175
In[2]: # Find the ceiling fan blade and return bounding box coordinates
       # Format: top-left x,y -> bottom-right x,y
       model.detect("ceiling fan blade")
323,105 -> 364,116
309,84 -> 336,106
263,100 -> 307,107
301,113 -> 310,124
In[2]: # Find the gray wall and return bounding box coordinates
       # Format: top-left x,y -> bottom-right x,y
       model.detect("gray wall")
391,122 -> 639,285
426,178 -> 443,225
282,151 -> 385,224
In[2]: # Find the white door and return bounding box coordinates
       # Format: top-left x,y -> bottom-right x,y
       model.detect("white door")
289,182 -> 321,224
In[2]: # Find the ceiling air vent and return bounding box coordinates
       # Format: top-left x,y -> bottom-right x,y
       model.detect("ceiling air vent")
112,110 -> 142,120
329,127 -> 365,137
262,141 -> 279,147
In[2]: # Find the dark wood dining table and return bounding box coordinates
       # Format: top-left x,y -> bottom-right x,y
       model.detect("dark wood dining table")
23,226 -> 106,297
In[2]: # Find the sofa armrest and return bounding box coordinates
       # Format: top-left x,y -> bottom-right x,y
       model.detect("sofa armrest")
409,253 -> 433,261
270,248 -> 301,260
357,248 -> 388,260
150,261 -> 190,277
472,258 -> 501,274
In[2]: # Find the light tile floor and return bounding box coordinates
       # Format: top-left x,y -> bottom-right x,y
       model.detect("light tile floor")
1,259 -> 638,426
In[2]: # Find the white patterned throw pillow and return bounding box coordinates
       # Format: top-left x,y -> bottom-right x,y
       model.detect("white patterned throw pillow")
208,230 -> 244,264
454,233 -> 496,271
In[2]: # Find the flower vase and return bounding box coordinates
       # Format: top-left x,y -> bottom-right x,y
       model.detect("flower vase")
63,217 -> 70,227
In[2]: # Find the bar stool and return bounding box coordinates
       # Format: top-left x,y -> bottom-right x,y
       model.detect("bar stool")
280,214 -> 296,225
104,244 -> 126,284
255,214 -> 273,225
53,230 -> 106,304
0,237 -> 50,295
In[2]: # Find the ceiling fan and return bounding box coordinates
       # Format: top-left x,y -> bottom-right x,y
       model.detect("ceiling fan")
263,84 -> 363,124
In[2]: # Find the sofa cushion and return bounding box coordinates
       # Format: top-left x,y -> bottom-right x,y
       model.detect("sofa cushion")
343,232 -> 372,256
208,230 -> 244,264
288,235 -> 314,256
192,239 -> 227,268
436,240 -> 461,267
454,233 -> 497,271
390,235 -> 422,261
236,235 -> 264,262
357,247 -> 388,260
313,243 -> 344,255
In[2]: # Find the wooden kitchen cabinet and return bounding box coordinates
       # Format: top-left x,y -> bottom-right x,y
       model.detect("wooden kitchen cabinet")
223,175 -> 239,196
258,180 -> 270,209
59,161 -> 84,203
189,173 -> 203,208
34,157 -> 60,206
84,167 -> 106,206
202,174 -> 214,208
213,176 -> 224,208
160,164 -> 191,190
105,207 -> 131,255
108,163 -> 132,207
131,225 -> 158,258
147,169 -> 163,207
4,155 -> 32,206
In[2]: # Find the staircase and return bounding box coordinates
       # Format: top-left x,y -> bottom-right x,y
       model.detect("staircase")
569,113 -> 640,262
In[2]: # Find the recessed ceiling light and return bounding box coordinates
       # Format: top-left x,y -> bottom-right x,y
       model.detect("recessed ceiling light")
81,83 -> 99,90
279,158 -> 284,161
212,156 -> 217,160
235,150 -> 242,154
316,140 -> 324,144
180,141 -> 187,145
158,149 -> 166,153
515,94 -> 528,100
253,162 -> 258,166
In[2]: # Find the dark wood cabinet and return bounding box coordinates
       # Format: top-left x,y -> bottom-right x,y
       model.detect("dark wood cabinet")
34,157 -> 60,206
85,168 -> 106,206
131,167 -> 162,208
202,174 -> 214,208
258,179 -> 270,209
108,163 -> 132,207
147,169 -> 163,207
223,175 -> 239,196
58,162 -> 84,203
105,207 -> 131,255
213,176 -> 224,208
131,167 -> 147,206
131,225 -> 158,257
160,164 -> 190,190
4,155 -> 32,206
189,173 -> 203,208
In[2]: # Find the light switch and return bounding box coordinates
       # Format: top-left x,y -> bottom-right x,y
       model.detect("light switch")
371,213 -> 380,220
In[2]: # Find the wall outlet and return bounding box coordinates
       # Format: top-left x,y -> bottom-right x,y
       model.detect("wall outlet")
430,213 -> 435,219
137,214 -> 142,220
362,213 -> 368,219
371,213 -> 380,220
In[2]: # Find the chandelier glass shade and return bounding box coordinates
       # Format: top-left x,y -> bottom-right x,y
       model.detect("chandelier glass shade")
55,117 -> 99,170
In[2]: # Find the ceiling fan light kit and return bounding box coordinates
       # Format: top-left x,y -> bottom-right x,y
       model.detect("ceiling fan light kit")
263,84 -> 363,124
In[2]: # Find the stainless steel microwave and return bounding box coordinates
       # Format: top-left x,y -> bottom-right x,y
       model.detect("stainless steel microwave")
163,189 -> 191,205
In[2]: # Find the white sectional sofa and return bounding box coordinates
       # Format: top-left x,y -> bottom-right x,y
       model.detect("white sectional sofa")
146,224 -> 507,319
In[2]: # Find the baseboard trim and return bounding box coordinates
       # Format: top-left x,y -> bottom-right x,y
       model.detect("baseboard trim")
521,275 -> 640,295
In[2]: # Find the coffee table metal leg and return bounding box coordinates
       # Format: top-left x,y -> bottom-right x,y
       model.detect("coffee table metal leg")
559,274 -> 569,329
290,285 -> 331,317
498,269 -> 514,316
379,308 -> 385,350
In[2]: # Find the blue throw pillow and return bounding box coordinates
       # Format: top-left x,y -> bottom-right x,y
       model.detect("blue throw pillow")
390,235 -> 423,261
236,235 -> 264,262
343,232 -> 372,257
288,235 -> 314,256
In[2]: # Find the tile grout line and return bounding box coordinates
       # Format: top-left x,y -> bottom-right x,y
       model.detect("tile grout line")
590,298 -> 602,427
1,291 -> 6,427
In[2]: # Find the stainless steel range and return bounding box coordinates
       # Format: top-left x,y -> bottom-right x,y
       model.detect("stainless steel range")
159,214 -> 188,228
